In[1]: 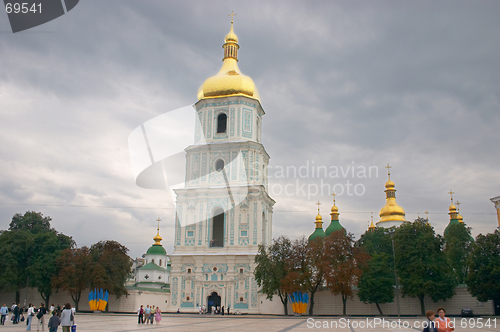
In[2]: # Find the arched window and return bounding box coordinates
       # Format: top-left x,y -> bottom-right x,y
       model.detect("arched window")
239,268 -> 243,274
217,113 -> 227,133
159,259 -> 162,266
187,268 -> 192,274
152,259 -> 155,264
210,209 -> 224,247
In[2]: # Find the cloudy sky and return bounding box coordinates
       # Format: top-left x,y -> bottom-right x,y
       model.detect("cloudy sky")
0,1 -> 499,259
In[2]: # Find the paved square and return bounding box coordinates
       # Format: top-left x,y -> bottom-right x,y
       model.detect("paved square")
1,314 -> 498,332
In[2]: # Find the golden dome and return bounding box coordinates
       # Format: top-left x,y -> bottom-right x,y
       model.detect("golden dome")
315,213 -> 323,222
153,232 -> 162,245
378,171 -> 406,223
449,204 -> 457,212
225,23 -> 238,43
457,214 -> 464,223
197,22 -> 261,102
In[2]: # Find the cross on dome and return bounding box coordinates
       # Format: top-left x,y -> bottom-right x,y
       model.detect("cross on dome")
228,11 -> 236,23
385,163 -> 392,180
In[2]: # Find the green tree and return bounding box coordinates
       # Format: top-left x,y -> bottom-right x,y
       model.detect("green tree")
254,236 -> 292,316
9,211 -> 52,234
444,223 -> 473,284
357,253 -> 394,315
466,229 -> 500,313
395,218 -> 457,315
357,228 -> 395,315
0,211 -> 74,305
89,241 -> 132,299
0,230 -> 33,303
29,231 -> 74,307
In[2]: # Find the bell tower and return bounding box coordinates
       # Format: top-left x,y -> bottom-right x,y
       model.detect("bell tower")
169,17 -> 275,314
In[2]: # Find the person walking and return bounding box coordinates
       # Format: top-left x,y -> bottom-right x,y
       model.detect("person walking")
0,304 -> 8,325
155,307 -> 161,324
26,304 -> 35,331
47,312 -> 60,332
137,305 -> 144,324
36,303 -> 46,331
60,303 -> 74,332
56,305 -> 61,317
435,307 -> 454,332
13,303 -> 20,324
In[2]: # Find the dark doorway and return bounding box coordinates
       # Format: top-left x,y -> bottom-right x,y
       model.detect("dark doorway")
207,292 -> 221,313
495,299 -> 500,315
211,210 -> 224,247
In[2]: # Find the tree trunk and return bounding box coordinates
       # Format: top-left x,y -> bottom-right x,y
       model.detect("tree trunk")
375,302 -> 384,316
342,293 -> 347,315
308,291 -> 315,316
419,294 -> 425,316
279,290 -> 288,316
43,293 -> 50,309
71,292 -> 81,311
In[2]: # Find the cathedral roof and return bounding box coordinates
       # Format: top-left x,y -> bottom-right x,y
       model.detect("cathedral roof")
197,21 -> 261,102
325,196 -> 345,236
309,203 -> 325,242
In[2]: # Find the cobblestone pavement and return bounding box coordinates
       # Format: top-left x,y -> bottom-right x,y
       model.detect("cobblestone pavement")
0,314 -> 498,332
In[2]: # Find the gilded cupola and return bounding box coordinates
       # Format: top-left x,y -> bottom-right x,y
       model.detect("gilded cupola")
309,201 -> 325,242
146,218 -> 167,256
377,164 -> 406,227
325,192 -> 345,236
197,18 -> 261,102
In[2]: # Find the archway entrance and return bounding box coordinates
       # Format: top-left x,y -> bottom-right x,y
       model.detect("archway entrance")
207,292 -> 221,313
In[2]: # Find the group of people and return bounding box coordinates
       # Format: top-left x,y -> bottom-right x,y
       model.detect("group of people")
197,305 -> 230,315
137,305 -> 161,325
0,302 -> 75,332
423,307 -> 454,332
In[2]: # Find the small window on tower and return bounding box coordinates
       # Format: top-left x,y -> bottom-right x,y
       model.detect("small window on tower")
239,268 -> 243,274
215,159 -> 224,172
217,113 -> 227,133
187,268 -> 192,274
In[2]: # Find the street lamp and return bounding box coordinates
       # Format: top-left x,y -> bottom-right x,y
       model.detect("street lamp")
388,228 -> 400,317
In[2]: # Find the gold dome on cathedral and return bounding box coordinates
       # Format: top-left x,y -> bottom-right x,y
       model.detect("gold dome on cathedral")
197,22 -> 261,102
378,167 -> 406,224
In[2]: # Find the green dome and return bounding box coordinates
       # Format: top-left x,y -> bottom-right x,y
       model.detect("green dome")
444,219 -> 460,235
308,228 -> 325,243
325,220 -> 345,236
146,244 -> 166,256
